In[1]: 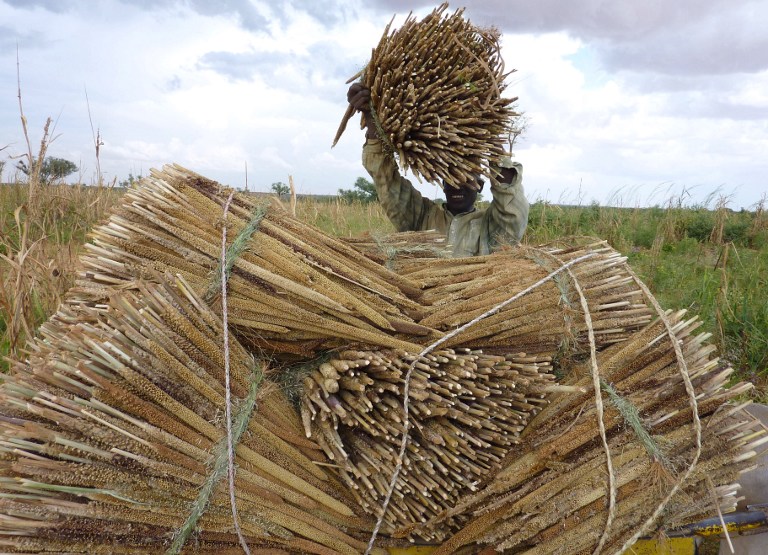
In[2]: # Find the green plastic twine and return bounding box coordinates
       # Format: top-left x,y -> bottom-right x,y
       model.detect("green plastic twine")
204,203 -> 268,303
601,379 -> 668,466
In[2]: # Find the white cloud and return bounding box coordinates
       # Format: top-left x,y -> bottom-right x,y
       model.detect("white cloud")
0,0 -> 765,211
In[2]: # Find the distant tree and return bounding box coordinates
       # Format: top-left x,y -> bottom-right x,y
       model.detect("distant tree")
42,157 -> 78,182
16,156 -> 78,184
338,177 -> 377,203
271,181 -> 290,198
118,173 -> 143,188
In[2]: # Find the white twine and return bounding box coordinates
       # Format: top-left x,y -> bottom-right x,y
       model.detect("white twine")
221,191 -> 251,555
568,270 -> 616,555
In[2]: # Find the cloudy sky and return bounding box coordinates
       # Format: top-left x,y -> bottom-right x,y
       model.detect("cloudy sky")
1,0 -> 766,209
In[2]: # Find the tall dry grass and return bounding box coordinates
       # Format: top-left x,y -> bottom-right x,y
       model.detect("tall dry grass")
0,180 -> 118,370
1,79 -> 121,369
292,196 -> 393,237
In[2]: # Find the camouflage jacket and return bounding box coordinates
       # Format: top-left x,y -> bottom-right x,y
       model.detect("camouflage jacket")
362,139 -> 529,257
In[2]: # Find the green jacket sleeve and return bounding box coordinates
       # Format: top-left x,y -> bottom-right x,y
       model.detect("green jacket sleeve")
484,161 -> 529,246
362,139 -> 450,234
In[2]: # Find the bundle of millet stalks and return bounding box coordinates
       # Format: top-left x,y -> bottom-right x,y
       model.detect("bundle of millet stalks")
335,2 -> 518,188
0,278 -> 382,554
67,164 -> 432,359
400,311 -> 759,551
0,165 -> 762,554
302,347 -> 558,532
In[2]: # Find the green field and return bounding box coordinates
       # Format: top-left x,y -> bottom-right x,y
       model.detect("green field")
2,182 -> 767,396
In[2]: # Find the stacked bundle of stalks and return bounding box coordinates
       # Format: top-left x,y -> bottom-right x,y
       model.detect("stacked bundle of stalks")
68,164 -> 432,358
335,3 -> 518,188
0,276 -> 384,554
401,312 -> 762,551
1,162 -> 759,554
406,239 -> 656,353
302,348 -> 559,534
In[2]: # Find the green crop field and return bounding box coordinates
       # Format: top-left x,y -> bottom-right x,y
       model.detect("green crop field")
2,180 -> 767,398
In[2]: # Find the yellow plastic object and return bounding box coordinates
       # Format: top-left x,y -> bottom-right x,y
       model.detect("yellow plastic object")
385,538 -> 697,554
620,538 -> 697,555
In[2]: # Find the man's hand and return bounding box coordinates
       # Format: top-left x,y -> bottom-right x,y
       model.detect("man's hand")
347,83 -> 370,112
347,83 -> 377,139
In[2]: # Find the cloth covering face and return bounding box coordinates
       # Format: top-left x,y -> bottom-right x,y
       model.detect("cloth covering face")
362,139 -> 529,257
